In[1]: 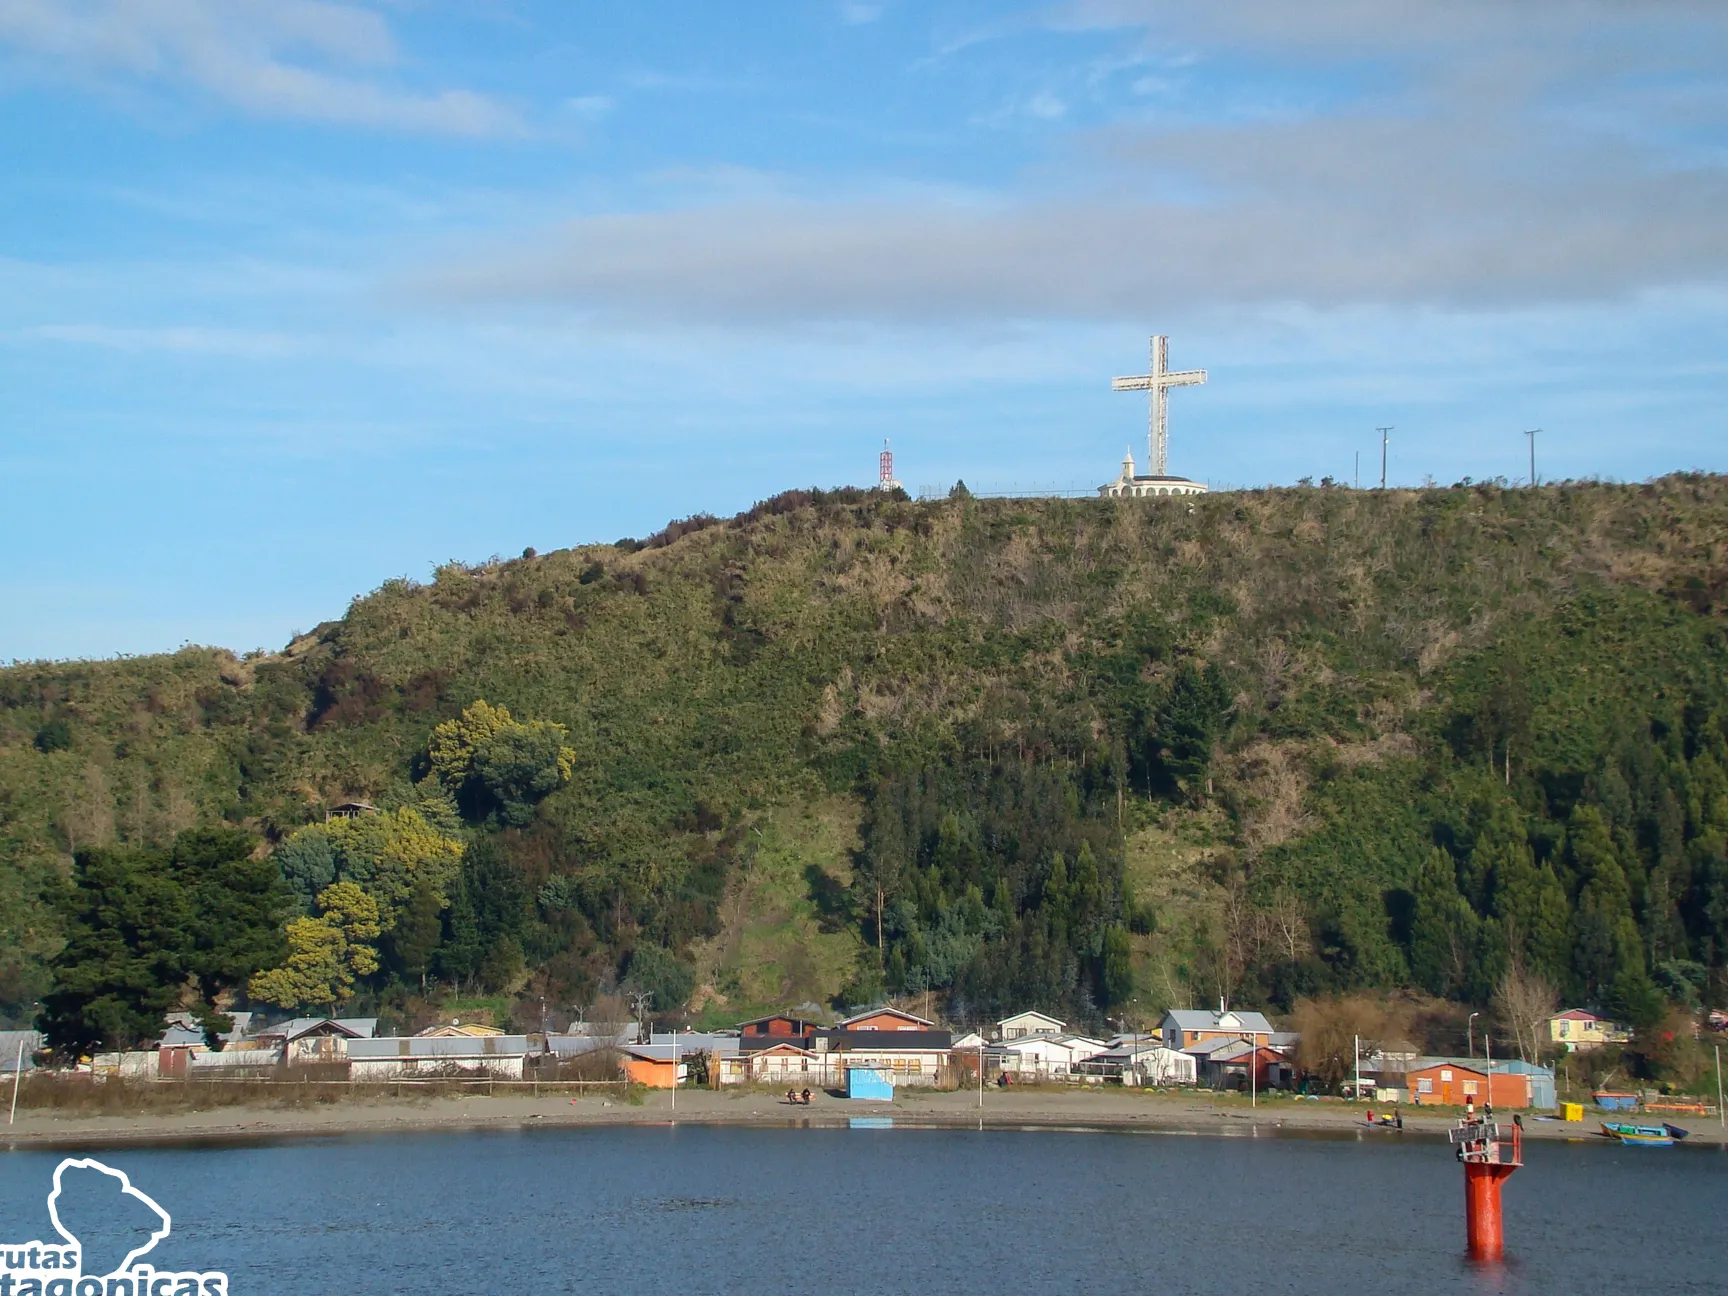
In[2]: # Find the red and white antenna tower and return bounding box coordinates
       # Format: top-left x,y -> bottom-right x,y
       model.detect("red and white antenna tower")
877,439 -> 902,491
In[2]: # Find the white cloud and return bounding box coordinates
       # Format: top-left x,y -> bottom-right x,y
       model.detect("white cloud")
16,323 -> 297,356
0,0 -> 516,134
840,3 -> 883,25
1025,91 -> 1067,120
563,94 -> 614,121
403,1 -> 1728,325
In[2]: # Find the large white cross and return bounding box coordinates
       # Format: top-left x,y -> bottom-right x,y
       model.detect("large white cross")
1112,335 -> 1206,478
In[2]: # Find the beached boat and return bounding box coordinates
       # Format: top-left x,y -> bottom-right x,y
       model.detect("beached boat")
1600,1121 -> 1690,1147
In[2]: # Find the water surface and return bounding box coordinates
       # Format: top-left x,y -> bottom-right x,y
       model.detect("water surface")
1,1126 -> 1720,1294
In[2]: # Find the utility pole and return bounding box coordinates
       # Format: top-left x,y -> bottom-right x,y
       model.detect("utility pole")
1377,428 -> 1393,489
8,1038 -> 22,1126
1468,1011 -> 1480,1067
1353,1034 -> 1361,1101
1525,429 -> 1540,487
1354,451 -> 1359,490
1716,1045 -> 1723,1131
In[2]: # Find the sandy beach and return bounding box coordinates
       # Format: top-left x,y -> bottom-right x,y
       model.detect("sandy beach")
5,1087 -> 1721,1150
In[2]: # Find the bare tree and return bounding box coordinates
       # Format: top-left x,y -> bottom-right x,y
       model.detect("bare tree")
1217,870 -> 1265,1008
1291,995 -> 1387,1090
1493,963 -> 1559,1063
1267,888 -> 1311,966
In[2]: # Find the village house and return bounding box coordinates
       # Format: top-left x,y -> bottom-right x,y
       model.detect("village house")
345,1033 -> 532,1081
254,1017 -> 377,1068
1547,1009 -> 1629,1053
822,1007 -> 953,1086
997,1032 -> 1110,1081
1077,1039 -> 1196,1087
1161,1007 -> 1275,1051
417,1022 -> 504,1038
996,1011 -> 1066,1040
742,1041 -> 837,1087
619,1044 -> 690,1088
1406,1057 -> 1556,1110
718,1006 -> 954,1088
737,1014 -> 826,1048
1187,1038 -> 1291,1092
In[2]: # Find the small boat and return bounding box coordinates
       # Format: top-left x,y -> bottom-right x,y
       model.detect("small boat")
1601,1121 -> 1690,1147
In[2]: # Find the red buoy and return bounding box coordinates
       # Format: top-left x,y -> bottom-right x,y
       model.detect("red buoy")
1449,1110 -> 1522,1261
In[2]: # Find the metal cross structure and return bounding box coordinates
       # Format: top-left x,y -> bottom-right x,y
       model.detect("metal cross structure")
1112,335 -> 1205,478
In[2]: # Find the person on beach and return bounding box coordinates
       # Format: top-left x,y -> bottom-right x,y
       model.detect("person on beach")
801,1088 -> 811,1105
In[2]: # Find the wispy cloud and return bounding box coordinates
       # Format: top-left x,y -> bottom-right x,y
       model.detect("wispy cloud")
840,2 -> 884,24
403,1 -> 1728,325
16,323 -> 298,356
0,0 -> 517,134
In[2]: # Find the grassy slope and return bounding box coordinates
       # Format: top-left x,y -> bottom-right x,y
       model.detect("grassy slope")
3,476 -> 1726,1016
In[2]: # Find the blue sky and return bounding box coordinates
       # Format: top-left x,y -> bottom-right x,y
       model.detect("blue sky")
2,1 -> 1725,660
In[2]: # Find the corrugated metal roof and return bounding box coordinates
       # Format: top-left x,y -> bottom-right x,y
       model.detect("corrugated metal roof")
546,1035 -> 627,1057
1164,1009 -> 1276,1034
347,1035 -> 533,1059
646,1033 -> 739,1055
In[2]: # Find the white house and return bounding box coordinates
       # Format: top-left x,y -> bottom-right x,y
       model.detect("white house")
998,1033 -> 1111,1080
996,1011 -> 1067,1040
1081,1041 -> 1197,1087
743,1042 -> 839,1087
346,1034 -> 531,1080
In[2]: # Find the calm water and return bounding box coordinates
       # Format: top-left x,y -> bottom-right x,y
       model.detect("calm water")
1,1125 -> 1723,1294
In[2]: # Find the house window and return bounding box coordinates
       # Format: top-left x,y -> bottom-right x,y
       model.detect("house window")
1559,1022 -> 1569,1037
1417,1079 -> 1433,1093
1441,1069 -> 1453,1081
1463,1080 -> 1479,1096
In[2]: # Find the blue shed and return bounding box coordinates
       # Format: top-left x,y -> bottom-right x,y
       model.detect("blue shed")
847,1066 -> 894,1101
1501,1060 -> 1557,1109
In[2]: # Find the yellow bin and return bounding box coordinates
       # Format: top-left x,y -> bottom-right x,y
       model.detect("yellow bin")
1561,1102 -> 1584,1122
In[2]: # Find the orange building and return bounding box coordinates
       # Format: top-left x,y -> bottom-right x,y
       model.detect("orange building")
622,1046 -> 688,1088
1407,1059 -> 1531,1109
839,1007 -> 936,1032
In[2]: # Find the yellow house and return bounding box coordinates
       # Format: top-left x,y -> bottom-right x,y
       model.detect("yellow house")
1548,1009 -> 1629,1052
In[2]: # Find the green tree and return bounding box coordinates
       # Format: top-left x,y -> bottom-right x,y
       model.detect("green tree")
623,943 -> 696,1011
473,723 -> 577,827
1568,806 -> 1661,1024
1407,849 -> 1479,998
248,882 -> 381,1011
385,880 -> 445,987
425,699 -> 575,825
1488,839 -> 1570,985
1153,662 -> 1232,799
172,829 -> 291,1009
39,847 -> 191,1054
1097,925 -> 1134,1007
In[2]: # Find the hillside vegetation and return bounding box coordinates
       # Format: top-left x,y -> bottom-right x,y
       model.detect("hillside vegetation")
5,476 -> 1728,1041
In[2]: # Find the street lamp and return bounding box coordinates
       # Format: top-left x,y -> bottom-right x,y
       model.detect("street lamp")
1468,1012 -> 1480,1065
1242,1033 -> 1257,1109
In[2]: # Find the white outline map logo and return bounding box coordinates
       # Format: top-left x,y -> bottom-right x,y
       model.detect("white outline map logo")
2,1157 -> 228,1296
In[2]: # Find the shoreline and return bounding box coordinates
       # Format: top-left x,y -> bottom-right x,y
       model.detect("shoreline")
5,1088 -> 1724,1152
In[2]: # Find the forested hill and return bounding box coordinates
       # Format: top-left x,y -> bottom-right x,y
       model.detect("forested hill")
5,475 -> 1728,1039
